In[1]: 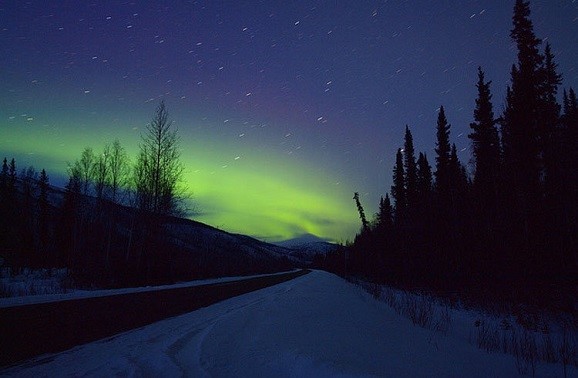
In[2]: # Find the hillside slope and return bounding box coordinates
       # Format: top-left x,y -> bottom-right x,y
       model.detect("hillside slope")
2,181 -> 303,286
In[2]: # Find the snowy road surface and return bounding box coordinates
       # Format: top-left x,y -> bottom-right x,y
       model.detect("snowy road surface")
2,271 -> 552,377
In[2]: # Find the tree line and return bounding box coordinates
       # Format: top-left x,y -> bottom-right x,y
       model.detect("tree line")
0,159 -> 50,268
0,101 -> 187,286
344,0 -> 578,305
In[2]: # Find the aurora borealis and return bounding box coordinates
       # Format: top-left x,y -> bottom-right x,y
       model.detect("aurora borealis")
1,1 -> 577,242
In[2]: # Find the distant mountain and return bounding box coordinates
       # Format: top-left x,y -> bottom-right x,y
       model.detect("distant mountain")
275,234 -> 338,262
275,234 -> 329,247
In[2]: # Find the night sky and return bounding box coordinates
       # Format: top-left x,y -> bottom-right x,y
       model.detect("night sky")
1,1 -> 577,243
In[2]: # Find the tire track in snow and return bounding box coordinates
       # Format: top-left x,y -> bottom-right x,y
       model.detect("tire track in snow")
167,273 -> 308,375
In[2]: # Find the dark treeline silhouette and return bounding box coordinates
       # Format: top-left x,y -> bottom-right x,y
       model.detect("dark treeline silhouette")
339,0 -> 578,307
1,101 -> 291,288
0,158 -> 50,268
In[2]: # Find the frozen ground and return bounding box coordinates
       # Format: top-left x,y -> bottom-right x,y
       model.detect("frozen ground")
2,270 -> 572,377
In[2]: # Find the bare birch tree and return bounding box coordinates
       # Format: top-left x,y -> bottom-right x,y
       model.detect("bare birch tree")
105,139 -> 130,203
134,101 -> 184,217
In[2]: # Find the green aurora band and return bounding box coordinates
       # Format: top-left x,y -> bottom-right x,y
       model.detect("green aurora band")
1,110 -> 359,243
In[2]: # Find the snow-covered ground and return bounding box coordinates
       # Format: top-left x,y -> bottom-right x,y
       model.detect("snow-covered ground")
2,270 -> 573,377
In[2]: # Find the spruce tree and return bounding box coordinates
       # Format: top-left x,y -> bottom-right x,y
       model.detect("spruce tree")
37,169 -> 50,263
59,170 -> 81,267
353,192 -> 369,232
500,0 -> 548,264
8,158 -> 16,190
38,169 -> 49,214
561,88 -> 578,254
511,0 -> 542,74
391,148 -> 406,224
377,194 -> 393,231
404,125 -> 417,213
502,0 -> 543,204
449,144 -> 469,202
541,43 -> 562,112
563,88 -> 578,144
562,88 -> 577,118
566,88 -> 578,238
0,158 -> 7,191
1,159 -> 18,253
469,67 -> 500,207
0,158 -> 8,207
0,158 -> 9,249
416,153 -> 433,198
434,106 -> 452,197
20,166 -> 37,266
416,152 -> 434,245
540,43 -> 563,198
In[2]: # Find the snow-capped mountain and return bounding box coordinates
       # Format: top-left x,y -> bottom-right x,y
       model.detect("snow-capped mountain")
275,234 -> 339,262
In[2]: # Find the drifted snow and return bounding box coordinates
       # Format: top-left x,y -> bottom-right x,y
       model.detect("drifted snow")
3,271 -> 566,377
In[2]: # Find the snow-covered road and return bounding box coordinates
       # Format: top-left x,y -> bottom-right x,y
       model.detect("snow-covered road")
2,271 -> 558,377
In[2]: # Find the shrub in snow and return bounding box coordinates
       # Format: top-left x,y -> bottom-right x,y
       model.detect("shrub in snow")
473,319 -> 500,352
469,314 -> 578,375
434,305 -> 452,335
541,333 -> 557,364
355,277 -> 578,375
0,268 -> 73,298
559,327 -> 577,378
512,328 -> 538,376
406,296 -> 434,328
356,280 -> 452,336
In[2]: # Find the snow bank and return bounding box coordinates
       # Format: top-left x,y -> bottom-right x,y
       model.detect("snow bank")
0,269 -> 299,308
2,271 -> 570,376
0,268 -> 71,299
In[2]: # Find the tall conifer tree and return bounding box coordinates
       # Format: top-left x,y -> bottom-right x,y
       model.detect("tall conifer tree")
469,67 -> 500,209
8,158 -> 16,190
416,153 -> 433,198
0,158 -> 9,249
449,144 -> 468,202
434,106 -> 451,197
59,169 -> 81,267
540,43 -> 563,198
415,152 -> 434,237
502,0 -> 543,205
391,148 -> 406,224
377,194 -> 393,231
561,88 -> 578,231
468,67 -> 500,189
404,126 -> 417,214
0,158 -> 7,192
38,169 -> 50,262
353,192 -> 369,232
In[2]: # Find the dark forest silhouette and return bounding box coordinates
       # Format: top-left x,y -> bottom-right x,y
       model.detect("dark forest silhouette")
335,0 -> 578,307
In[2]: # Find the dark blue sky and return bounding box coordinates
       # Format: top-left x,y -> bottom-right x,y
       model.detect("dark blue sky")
1,1 -> 577,241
